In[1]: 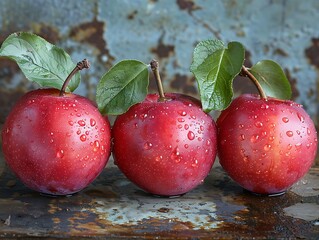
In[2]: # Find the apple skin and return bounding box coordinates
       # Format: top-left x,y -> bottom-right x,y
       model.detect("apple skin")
1,88 -> 111,195
112,93 -> 217,196
217,94 -> 317,195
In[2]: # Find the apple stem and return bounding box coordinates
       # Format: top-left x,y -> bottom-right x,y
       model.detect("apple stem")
150,59 -> 167,101
59,59 -> 90,96
241,65 -> 268,100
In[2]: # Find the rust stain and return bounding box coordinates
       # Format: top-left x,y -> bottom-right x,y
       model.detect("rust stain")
176,0 -> 202,13
151,39 -> 175,59
170,74 -> 197,95
127,10 -> 138,20
305,38 -> 319,68
69,18 -> 114,67
284,69 -> 299,99
30,23 -> 61,44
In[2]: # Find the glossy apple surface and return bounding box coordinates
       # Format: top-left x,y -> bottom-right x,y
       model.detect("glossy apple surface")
2,88 -> 111,195
217,94 -> 317,195
112,93 -> 217,196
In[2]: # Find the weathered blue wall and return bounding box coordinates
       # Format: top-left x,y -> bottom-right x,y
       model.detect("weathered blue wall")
1,0 -> 319,130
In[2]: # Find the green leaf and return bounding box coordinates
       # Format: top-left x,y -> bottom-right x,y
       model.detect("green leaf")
0,32 -> 80,91
96,60 -> 149,115
191,41 -> 245,112
248,60 -> 292,100
190,39 -> 225,72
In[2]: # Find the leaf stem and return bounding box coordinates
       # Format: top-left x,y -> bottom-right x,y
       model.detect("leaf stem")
150,59 -> 167,101
241,65 -> 267,100
59,59 -> 90,96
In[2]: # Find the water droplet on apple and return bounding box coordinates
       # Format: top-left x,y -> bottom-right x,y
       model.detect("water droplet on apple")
100,128 -> 105,132
295,143 -> 302,149
240,134 -> 245,140
287,144 -> 292,150
286,131 -> 293,137
297,112 -> 305,122
85,131 -> 89,135
177,118 -> 185,123
50,132 -> 54,136
261,104 -> 269,109
155,155 -> 163,162
178,110 -> 187,116
282,117 -> 289,123
206,139 -> 211,146
178,124 -> 183,129
268,136 -> 275,142
78,120 -> 86,126
255,121 -> 263,128
90,118 -> 96,127
144,142 -> 153,150
238,124 -> 244,129
80,135 -> 87,142
184,124 -> 189,130
191,115 -> 196,119
140,113 -> 148,119
187,131 -> 195,140
200,125 -> 204,131
198,137 -> 202,141
184,144 -> 189,149
243,156 -> 248,163
296,130 -> 301,135
250,134 -> 260,143
191,159 -> 198,167
307,128 -> 311,135
170,147 -> 181,163
263,144 -> 271,151
50,139 -> 54,143
93,140 -> 100,151
56,150 -> 64,158
68,120 -> 74,126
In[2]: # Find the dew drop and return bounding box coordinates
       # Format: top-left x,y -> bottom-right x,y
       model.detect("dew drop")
68,120 -> 74,126
178,110 -> 187,116
80,135 -> 87,142
243,156 -> 249,163
255,121 -> 263,128
177,118 -> 185,123
287,144 -> 292,150
184,124 -> 189,130
93,140 -> 100,152
295,143 -> 302,149
198,137 -> 202,142
50,139 -> 54,143
238,124 -> 244,129
191,159 -> 198,167
297,112 -> 305,122
170,147 -> 181,163
200,125 -> 204,131
90,118 -> 96,127
263,144 -> 271,151
268,136 -> 275,142
144,142 -> 153,150
184,144 -> 189,149
261,104 -> 269,109
307,128 -> 311,136
240,134 -> 245,140
286,131 -> 293,137
134,123 -> 138,129
78,120 -> 86,126
85,131 -> 90,135
100,128 -> 105,132
282,117 -> 289,123
296,130 -> 301,135
155,156 -> 163,162
178,124 -> 183,129
76,129 -> 81,135
187,131 -> 195,140
206,139 -> 211,146
56,150 -> 64,159
250,134 -> 260,143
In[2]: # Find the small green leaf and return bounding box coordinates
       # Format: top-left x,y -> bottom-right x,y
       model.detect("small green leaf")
191,41 -> 245,112
248,60 -> 292,100
0,32 -> 80,91
96,60 -> 149,115
190,39 -> 225,72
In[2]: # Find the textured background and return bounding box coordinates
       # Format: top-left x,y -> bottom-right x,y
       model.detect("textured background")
0,0 -> 318,163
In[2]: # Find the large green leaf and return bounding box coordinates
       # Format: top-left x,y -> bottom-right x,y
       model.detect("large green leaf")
249,60 -> 292,100
96,60 -> 149,115
191,41 -> 245,112
0,32 -> 80,91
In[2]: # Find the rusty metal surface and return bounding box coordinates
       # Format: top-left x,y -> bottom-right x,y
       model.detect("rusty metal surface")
0,149 -> 318,239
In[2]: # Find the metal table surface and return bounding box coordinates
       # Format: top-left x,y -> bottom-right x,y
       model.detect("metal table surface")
0,149 -> 318,239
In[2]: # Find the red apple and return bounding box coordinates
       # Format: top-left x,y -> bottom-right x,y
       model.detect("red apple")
112,93 -> 217,196
2,88 -> 111,195
217,94 -> 317,195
